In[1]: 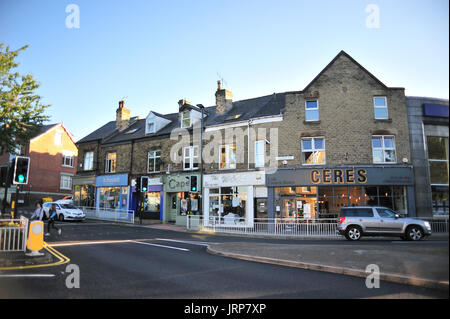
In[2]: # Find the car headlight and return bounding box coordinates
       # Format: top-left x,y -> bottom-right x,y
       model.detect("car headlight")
424,221 -> 431,229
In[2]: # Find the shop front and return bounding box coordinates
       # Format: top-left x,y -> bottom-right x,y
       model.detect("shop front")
72,175 -> 96,207
163,173 -> 201,226
142,177 -> 163,220
266,166 -> 415,220
203,171 -> 266,227
95,174 -> 130,211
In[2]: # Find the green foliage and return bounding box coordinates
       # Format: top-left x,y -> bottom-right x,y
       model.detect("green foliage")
0,43 -> 50,154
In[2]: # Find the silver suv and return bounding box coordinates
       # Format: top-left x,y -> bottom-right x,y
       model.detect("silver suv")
337,206 -> 432,241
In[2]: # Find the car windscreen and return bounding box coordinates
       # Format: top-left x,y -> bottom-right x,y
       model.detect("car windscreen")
60,204 -> 77,209
340,208 -> 374,217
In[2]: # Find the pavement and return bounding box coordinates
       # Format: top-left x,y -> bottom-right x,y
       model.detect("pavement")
1,219 -> 449,291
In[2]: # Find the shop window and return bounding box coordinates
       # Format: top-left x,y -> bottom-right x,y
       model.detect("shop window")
431,186 -> 449,216
143,192 -> 161,213
301,137 -> 325,165
305,100 -> 319,121
105,152 -> 116,173
148,150 -> 161,173
220,145 -> 236,169
208,186 -> 247,224
373,96 -> 388,119
84,151 -> 94,171
99,187 -> 120,209
372,136 -> 396,163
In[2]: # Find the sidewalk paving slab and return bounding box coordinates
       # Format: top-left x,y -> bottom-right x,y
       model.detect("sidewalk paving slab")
207,241 -> 449,290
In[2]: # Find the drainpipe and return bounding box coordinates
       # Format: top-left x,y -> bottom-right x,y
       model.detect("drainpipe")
247,119 -> 253,170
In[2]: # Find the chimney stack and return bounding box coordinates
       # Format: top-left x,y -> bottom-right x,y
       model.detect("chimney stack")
116,100 -> 130,131
215,80 -> 233,114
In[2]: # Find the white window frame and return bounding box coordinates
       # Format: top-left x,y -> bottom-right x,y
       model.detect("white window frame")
62,154 -> 74,168
183,146 -> 199,171
60,174 -> 73,190
373,96 -> 388,120
305,100 -> 319,122
146,119 -> 155,134
427,136 -> 449,186
219,144 -> 237,170
54,131 -> 62,145
181,111 -> 191,128
372,135 -> 397,164
84,151 -> 94,171
255,140 -> 265,168
105,152 -> 116,173
147,150 -> 161,173
301,137 -> 326,165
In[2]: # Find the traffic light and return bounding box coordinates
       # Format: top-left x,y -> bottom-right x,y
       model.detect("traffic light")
140,176 -> 149,192
13,156 -> 30,185
189,175 -> 198,192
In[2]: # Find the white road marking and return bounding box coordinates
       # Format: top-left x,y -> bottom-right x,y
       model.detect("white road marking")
155,238 -> 214,247
0,274 -> 55,278
50,239 -> 136,247
131,240 -> 190,252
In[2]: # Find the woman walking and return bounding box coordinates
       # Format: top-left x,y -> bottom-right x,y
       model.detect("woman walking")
46,203 -> 62,236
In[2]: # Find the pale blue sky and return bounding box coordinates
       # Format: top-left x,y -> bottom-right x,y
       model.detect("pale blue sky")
1,0 -> 448,141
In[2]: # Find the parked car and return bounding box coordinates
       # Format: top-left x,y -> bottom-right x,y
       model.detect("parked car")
337,206 -> 432,241
55,195 -> 74,205
42,202 -> 85,222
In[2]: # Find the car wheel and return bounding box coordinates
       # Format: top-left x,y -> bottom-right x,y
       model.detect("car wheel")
345,226 -> 362,241
58,214 -> 65,222
406,226 -> 423,241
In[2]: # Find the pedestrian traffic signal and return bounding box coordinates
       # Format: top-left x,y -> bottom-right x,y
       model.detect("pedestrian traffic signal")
190,175 -> 198,192
13,156 -> 30,185
141,176 -> 149,192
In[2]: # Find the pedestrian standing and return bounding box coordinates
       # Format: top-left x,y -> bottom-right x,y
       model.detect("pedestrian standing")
46,204 -> 62,236
30,201 -> 44,221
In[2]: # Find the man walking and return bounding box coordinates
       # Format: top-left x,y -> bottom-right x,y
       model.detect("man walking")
46,203 -> 61,236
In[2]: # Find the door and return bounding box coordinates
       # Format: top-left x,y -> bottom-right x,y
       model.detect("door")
376,208 -> 404,233
167,193 -> 178,223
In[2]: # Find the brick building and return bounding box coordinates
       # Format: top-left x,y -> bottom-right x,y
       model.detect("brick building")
0,123 -> 78,208
76,50 -> 428,224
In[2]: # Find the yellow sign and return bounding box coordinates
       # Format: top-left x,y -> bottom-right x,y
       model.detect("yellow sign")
27,221 -> 44,252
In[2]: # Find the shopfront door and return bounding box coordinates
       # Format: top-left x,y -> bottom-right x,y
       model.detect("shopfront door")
167,193 -> 178,223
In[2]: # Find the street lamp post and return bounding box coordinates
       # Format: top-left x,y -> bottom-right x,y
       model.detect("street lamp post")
197,104 -> 205,218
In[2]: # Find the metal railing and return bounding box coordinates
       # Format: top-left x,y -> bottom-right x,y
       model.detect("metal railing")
79,207 -> 135,224
187,215 -> 449,238
187,216 -> 339,238
0,216 -> 29,252
415,217 -> 449,234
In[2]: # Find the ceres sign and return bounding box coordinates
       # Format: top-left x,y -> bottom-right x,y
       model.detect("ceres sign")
310,168 -> 367,185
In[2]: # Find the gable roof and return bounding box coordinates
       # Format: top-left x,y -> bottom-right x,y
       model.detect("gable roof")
302,50 -> 391,93
30,123 -> 77,145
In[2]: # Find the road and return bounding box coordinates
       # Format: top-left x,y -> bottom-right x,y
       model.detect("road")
0,220 -> 448,299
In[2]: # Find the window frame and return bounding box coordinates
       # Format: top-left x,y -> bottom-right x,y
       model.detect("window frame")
181,111 -> 191,128
372,135 -> 397,164
255,140 -> 265,168
83,151 -> 94,171
427,136 -> 449,186
105,152 -> 117,173
146,119 -> 155,134
219,144 -> 237,170
60,174 -> 73,190
183,146 -> 199,171
301,137 -> 326,165
305,100 -> 319,122
373,96 -> 388,120
147,150 -> 162,173
62,154 -> 74,168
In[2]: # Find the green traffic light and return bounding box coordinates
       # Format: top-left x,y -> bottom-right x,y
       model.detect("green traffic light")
142,187 -> 147,192
18,174 -> 25,183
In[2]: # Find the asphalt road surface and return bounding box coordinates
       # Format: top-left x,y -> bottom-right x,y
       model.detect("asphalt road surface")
0,220 -> 448,299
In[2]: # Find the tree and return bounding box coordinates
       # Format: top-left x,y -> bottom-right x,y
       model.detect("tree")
0,43 -> 50,155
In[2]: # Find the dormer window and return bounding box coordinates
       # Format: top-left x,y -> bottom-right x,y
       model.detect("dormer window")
181,111 -> 191,128
147,119 -> 155,134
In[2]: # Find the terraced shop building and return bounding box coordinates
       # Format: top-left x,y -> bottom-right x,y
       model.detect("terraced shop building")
265,51 -> 415,219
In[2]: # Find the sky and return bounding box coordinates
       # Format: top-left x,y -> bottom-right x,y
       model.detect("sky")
0,0 -> 448,142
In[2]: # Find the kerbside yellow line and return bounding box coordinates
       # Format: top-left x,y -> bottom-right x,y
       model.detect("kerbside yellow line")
0,242 -> 70,271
